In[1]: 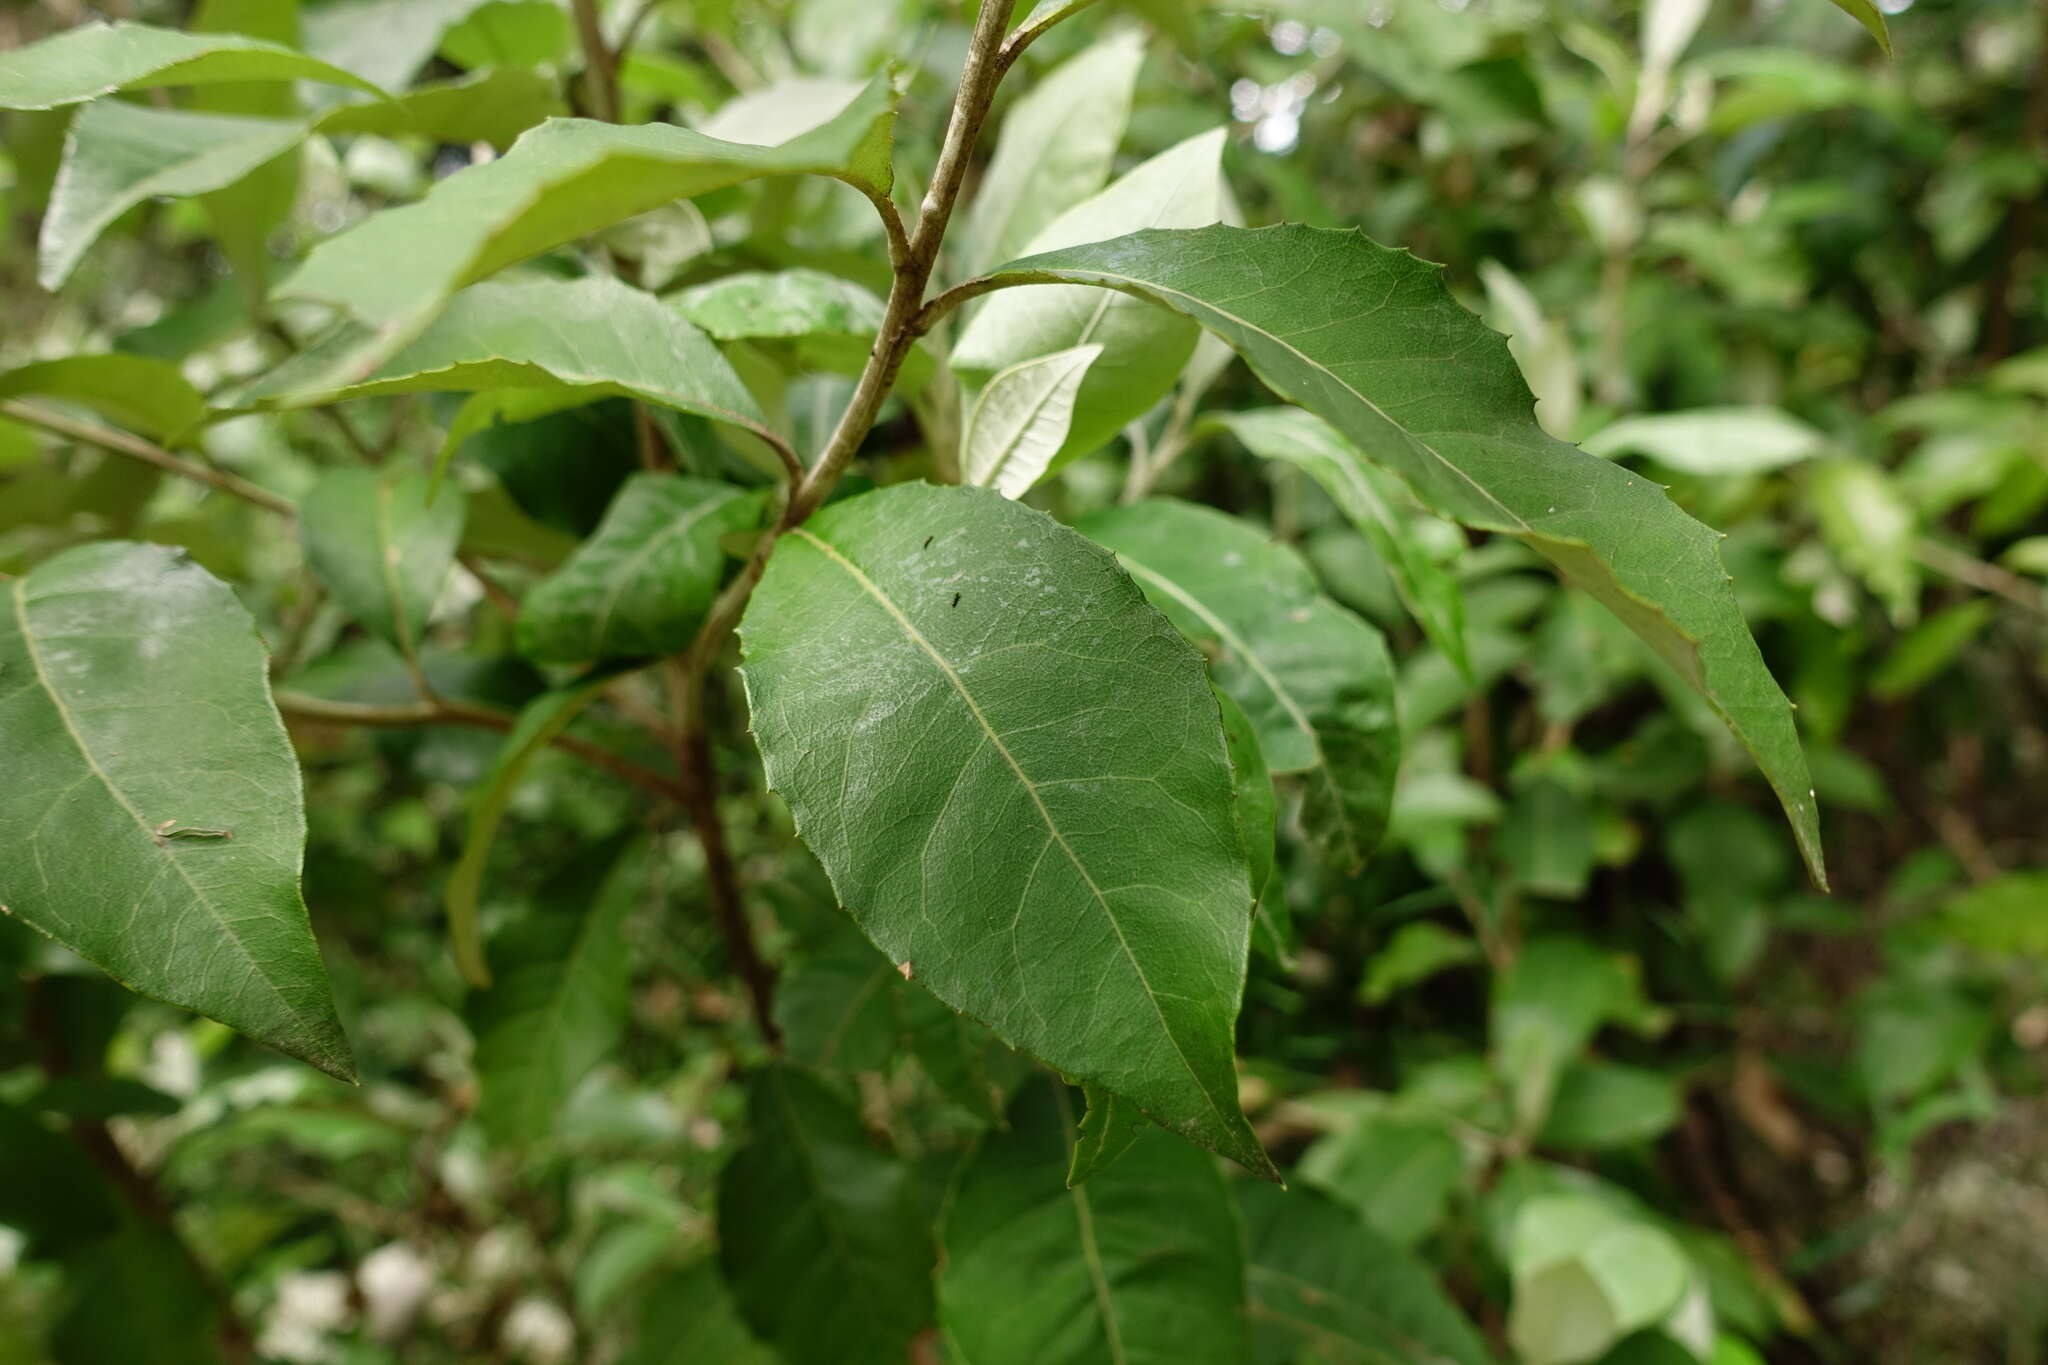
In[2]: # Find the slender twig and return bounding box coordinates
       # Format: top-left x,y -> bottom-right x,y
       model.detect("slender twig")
676,0 -> 1021,688
1918,537 -> 2048,614
458,551 -> 521,619
569,0 -> 622,123
672,671 -> 783,1051
262,321 -> 379,463
2,399 -> 296,518
274,692 -> 690,803
997,0 -> 1109,74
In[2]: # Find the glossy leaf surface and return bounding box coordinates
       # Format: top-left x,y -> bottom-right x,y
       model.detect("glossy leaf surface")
1082,499 -> 1399,870
238,276 -> 768,441
278,77 -> 898,388
39,100 -> 308,290
0,542 -> 351,1079
519,474 -> 761,662
740,483 -> 1271,1174
298,468 -> 464,660
0,20 -> 380,110
989,223 -> 1824,885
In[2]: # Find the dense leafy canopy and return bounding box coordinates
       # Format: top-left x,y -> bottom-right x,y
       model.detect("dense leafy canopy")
0,0 -> 2037,1361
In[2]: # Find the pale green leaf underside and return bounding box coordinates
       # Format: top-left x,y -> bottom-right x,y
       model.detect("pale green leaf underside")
1081,499 -> 1399,872
276,76 -> 899,390
39,99 -> 309,291
518,473 -> 763,662
0,20 -> 382,111
1209,405 -> 1469,679
739,483 -> 1272,1176
1825,0 -> 1892,57
0,355 -> 206,444
991,224 -> 1825,886
956,29 -> 1145,275
298,468 -> 465,660
0,542 -> 352,1080
942,1080 -> 1246,1365
235,275 -> 767,444
953,129 -> 1226,468
962,343 -> 1102,498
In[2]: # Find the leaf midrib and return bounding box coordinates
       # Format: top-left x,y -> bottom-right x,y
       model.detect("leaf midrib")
786,526 -> 1239,1143
7,576 -> 321,1042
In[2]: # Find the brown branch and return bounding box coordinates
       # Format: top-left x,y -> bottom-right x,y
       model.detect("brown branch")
273,692 -> 690,803
569,0 -> 622,123
2,399 -> 295,518
683,721 -> 783,1050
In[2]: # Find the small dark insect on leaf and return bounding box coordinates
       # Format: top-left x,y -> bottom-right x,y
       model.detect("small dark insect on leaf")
951,592 -> 961,607
923,535 -> 933,549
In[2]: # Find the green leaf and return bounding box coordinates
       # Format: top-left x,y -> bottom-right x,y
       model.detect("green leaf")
37,99 -> 308,291
672,267 -> 932,392
1825,0 -> 1892,57
987,223 -> 1825,887
1808,458 -> 1919,623
0,542 -> 353,1080
1361,920 -> 1483,1004
49,1225 -> 225,1365
777,907 -> 908,1073
470,837 -> 639,1146
0,354 -> 206,442
300,0 -> 491,93
1300,1112 -> 1465,1247
627,1259 -> 778,1365
739,483 -> 1272,1175
718,1065 -> 934,1365
1240,1181 -> 1493,1365
1217,687 -> 1278,923
961,343 -> 1103,497
1507,1195 -> 1693,1365
957,30 -> 1146,275
1492,936 -> 1654,1136
1539,1061 -> 1684,1152
1582,407 -> 1828,477
1208,406 -> 1469,677
298,468 -> 465,662
1066,1083 -> 1148,1187
0,1102 -> 123,1256
236,276 -> 769,445
0,20 -> 383,111
277,75 -> 899,388
1869,597 -> 1995,701
443,673 -> 617,988
440,1 -> 574,71
939,1078 -> 1246,1365
1080,498 -> 1400,871
186,0 -> 304,309
1940,871 -> 2048,959
313,67 -> 567,149
517,474 -> 764,663
953,129 -> 1226,468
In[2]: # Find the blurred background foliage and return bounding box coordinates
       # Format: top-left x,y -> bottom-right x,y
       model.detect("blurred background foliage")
1,0 -> 2046,1361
